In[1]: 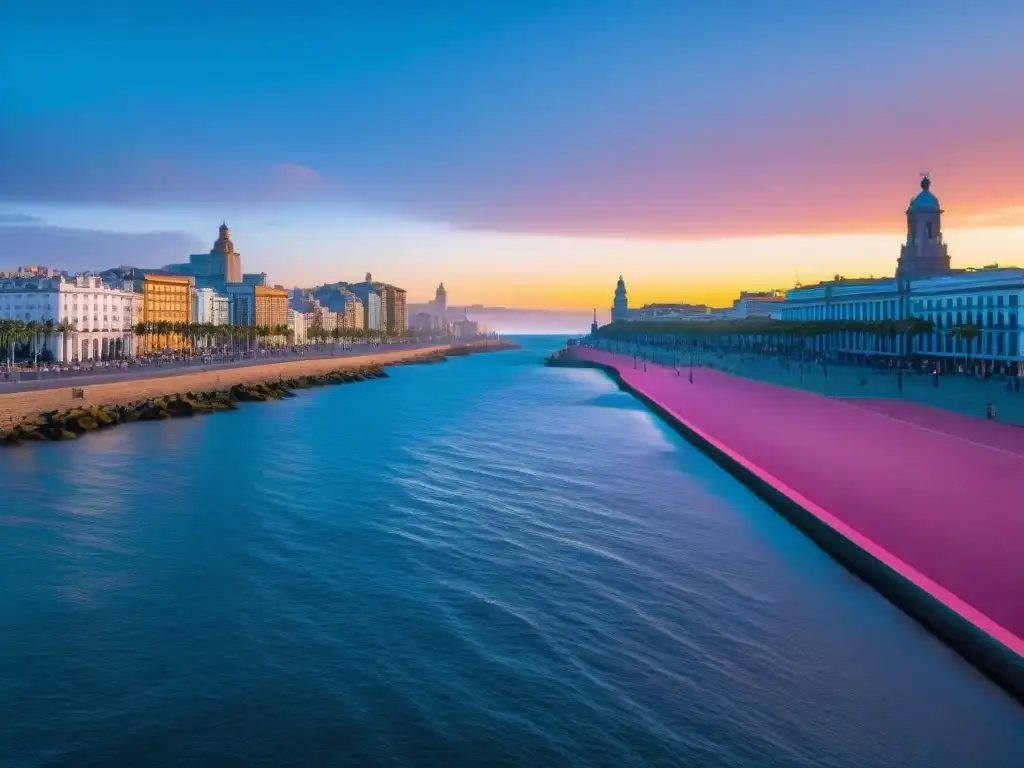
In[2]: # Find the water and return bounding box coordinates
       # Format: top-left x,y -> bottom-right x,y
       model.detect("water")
1,336 -> 1021,767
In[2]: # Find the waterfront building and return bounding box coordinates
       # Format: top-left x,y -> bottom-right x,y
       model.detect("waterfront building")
611,276 -> 629,321
193,287 -> 230,326
384,284 -> 408,334
287,309 -> 307,345
0,273 -> 142,361
781,176 -> 1024,370
142,273 -> 194,353
727,290 -> 785,320
227,284 -> 289,328
349,281 -> 383,331
164,222 -> 243,290
308,284 -> 365,330
351,275 -> 406,334
409,311 -> 434,332
630,302 -> 711,321
433,282 -> 447,315
454,317 -> 481,337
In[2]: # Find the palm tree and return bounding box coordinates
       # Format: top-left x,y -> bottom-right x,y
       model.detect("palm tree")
55,319 -> 76,364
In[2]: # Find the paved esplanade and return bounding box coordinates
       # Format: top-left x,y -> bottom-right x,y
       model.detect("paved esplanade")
571,346 -> 1024,659
0,343 -> 438,394
603,340 -> 1024,426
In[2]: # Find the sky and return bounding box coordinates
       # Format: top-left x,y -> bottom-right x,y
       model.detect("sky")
3,0 -> 1024,324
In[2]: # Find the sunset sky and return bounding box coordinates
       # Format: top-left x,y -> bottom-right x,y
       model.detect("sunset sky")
3,1 -> 1024,318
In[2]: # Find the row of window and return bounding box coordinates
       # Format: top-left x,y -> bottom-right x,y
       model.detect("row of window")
913,294 -> 1019,311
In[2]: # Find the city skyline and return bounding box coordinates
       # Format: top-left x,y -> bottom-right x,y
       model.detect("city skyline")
4,2 -> 1024,311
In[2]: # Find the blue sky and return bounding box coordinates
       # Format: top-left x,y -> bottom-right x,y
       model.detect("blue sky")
3,0 -> 1024,317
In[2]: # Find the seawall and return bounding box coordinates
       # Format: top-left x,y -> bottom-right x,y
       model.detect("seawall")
0,341 -> 516,429
550,350 -> 1024,704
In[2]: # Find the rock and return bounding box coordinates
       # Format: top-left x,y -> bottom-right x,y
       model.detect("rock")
59,430 -> 78,440
77,416 -> 99,431
92,408 -> 117,426
165,397 -> 195,417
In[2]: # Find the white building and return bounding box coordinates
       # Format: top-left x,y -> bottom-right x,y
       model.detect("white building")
193,287 -> 229,326
0,273 -> 142,361
781,176 -> 1024,371
287,309 -> 307,345
727,290 -> 786,320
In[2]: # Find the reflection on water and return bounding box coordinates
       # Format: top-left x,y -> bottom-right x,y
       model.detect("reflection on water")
0,337 -> 1021,767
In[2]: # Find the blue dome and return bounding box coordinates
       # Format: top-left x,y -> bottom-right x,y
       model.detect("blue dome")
909,177 -> 940,211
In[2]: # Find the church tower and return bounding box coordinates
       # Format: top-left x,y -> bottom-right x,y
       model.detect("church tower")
211,222 -> 242,283
611,276 -> 629,322
591,308 -> 599,336
896,176 -> 951,281
434,282 -> 447,315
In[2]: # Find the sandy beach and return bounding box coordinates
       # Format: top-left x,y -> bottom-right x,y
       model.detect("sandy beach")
0,345 -> 452,429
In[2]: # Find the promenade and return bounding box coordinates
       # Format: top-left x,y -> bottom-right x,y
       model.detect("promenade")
0,344 -> 448,429
633,343 -> 1024,426
565,347 -> 1024,673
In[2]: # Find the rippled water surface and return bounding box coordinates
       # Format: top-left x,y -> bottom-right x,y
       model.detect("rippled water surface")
2,336 -> 1022,767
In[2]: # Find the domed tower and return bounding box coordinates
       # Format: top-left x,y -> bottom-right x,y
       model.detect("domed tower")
896,176 -> 951,280
211,222 -> 242,283
434,282 -> 447,314
611,276 -> 629,322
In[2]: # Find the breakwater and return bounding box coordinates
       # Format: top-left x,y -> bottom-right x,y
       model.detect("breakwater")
548,348 -> 1024,704
0,341 -> 520,447
0,365 -> 391,444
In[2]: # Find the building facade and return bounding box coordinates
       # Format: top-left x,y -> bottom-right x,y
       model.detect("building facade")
228,284 -> 289,327
0,273 -> 142,361
781,177 -> 1024,371
193,287 -> 230,326
375,282 -> 407,334
287,309 -> 307,345
142,273 -> 195,353
727,290 -> 785,320
349,281 -> 383,331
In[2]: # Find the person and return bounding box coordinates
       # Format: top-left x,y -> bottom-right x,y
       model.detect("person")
987,402 -> 997,420
897,370 -> 903,393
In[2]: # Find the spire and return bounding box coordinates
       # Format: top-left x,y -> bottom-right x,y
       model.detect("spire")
593,308 -> 597,323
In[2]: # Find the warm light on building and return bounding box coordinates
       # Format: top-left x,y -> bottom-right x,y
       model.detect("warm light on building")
142,273 -> 194,353
254,286 -> 289,329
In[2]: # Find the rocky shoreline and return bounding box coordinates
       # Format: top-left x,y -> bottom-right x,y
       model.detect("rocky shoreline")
0,361 -> 411,445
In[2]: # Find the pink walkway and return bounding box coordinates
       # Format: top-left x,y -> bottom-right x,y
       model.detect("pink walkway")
571,348 -> 1024,656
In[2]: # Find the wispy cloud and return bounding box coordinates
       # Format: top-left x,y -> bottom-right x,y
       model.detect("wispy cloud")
964,206 -> 1024,226
0,225 -> 204,273
0,213 -> 43,225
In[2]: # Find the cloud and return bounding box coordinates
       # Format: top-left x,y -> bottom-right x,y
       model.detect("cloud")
964,206 -> 1024,226
274,163 -> 320,186
0,225 -> 205,273
0,122 -> 336,205
0,213 -> 43,224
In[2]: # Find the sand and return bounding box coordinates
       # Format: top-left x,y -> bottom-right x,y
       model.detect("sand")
0,345 -> 451,429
